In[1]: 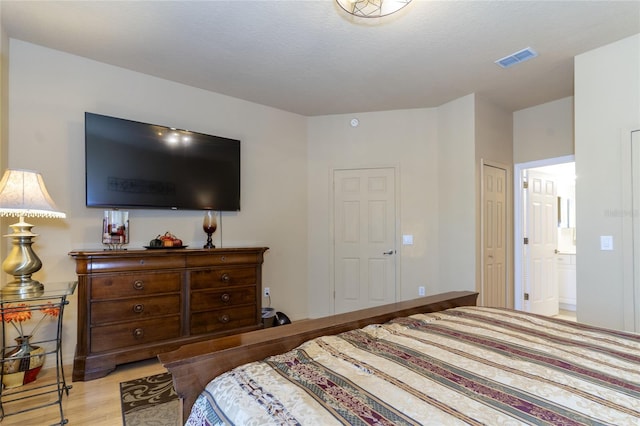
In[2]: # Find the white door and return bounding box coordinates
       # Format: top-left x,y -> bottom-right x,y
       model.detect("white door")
525,170 -> 559,316
482,164 -> 507,307
334,168 -> 396,314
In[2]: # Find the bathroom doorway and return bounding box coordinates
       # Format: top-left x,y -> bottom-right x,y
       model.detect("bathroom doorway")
514,156 -> 576,319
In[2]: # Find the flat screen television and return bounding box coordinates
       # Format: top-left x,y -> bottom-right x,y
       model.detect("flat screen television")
85,112 -> 240,211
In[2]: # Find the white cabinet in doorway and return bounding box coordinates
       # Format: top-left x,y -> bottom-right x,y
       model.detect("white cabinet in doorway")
557,253 -> 576,311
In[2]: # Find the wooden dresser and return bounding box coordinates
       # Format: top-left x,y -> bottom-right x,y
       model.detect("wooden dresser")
69,247 -> 268,381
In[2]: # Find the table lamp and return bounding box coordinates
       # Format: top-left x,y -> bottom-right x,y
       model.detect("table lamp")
0,169 -> 66,297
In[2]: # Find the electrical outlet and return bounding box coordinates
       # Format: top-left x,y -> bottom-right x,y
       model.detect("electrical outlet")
264,287 -> 270,297
418,286 -> 425,296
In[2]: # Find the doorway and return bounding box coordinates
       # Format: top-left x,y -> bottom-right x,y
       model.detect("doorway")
514,156 -> 576,317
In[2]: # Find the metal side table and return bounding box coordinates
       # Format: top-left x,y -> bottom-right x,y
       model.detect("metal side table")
0,281 -> 77,425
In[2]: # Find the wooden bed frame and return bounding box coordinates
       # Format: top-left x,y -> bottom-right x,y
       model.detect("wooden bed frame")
159,290 -> 479,422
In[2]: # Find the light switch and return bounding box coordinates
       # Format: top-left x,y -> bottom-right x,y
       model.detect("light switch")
402,235 -> 414,245
600,235 -> 613,251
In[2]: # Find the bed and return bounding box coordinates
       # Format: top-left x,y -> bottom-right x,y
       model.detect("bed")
159,291 -> 640,425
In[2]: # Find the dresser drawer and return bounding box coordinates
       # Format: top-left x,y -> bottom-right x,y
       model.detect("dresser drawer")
190,267 -> 257,290
91,316 -> 181,353
191,287 -> 255,311
91,294 -> 181,325
187,252 -> 262,267
91,272 -> 181,299
89,255 -> 185,272
190,305 -> 257,335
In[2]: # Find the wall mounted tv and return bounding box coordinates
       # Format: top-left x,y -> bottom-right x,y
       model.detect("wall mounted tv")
85,112 -> 240,211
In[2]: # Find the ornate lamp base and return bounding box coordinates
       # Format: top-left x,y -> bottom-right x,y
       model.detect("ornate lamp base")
1,218 -> 45,298
1,279 -> 45,297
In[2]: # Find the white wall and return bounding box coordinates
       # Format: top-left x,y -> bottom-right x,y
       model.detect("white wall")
476,97 -> 514,166
513,97 -> 574,164
7,40 -> 309,366
307,108 -> 441,317
574,34 -> 640,330
436,95 -> 476,294
306,97 -> 483,318
0,10 -> 6,168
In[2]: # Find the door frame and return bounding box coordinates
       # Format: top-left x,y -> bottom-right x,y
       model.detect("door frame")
622,128 -> 640,331
479,159 -> 511,308
329,165 -> 401,315
514,154 -> 574,311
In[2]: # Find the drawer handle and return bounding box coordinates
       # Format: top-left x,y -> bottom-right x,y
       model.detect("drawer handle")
133,280 -> 145,290
220,256 -> 226,262
220,293 -> 231,303
133,328 -> 144,339
221,273 -> 231,283
133,304 -> 144,313
219,314 -> 230,324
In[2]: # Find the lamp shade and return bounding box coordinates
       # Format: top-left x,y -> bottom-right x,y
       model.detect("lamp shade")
0,169 -> 66,219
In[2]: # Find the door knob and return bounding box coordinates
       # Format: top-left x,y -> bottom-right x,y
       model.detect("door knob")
383,250 -> 395,255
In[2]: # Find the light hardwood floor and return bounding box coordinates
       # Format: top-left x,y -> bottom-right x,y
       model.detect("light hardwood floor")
1,358 -> 166,425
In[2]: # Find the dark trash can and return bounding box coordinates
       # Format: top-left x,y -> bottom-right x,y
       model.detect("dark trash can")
274,311 -> 291,326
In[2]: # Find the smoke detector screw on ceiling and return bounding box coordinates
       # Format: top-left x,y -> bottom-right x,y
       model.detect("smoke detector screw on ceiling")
336,0 -> 412,18
495,47 -> 538,69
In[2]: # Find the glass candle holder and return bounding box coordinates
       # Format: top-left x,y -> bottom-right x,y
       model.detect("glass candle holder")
203,211 -> 217,249
102,210 -> 129,250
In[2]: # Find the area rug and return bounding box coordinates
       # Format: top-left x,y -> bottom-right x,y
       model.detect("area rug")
120,372 -> 181,426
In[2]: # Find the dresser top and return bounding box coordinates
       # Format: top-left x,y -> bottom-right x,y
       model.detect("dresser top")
69,247 -> 269,258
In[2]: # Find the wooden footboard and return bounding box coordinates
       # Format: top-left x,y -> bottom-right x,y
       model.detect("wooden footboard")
159,290 -> 478,422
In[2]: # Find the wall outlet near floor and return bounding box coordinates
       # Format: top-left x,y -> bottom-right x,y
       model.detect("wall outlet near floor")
418,286 -> 425,296
264,287 -> 270,297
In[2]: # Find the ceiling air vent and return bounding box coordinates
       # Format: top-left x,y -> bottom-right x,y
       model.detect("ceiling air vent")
495,47 -> 538,68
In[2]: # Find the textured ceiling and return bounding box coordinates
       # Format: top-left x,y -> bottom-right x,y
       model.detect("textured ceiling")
1,1 -> 639,116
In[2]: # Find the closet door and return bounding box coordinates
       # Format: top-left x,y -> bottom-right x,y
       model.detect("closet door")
333,168 -> 397,314
482,164 -> 508,308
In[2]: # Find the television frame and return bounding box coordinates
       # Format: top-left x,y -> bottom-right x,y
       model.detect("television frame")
84,112 -> 241,211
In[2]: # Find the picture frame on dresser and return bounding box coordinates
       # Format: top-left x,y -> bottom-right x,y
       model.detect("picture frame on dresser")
68,247 -> 268,381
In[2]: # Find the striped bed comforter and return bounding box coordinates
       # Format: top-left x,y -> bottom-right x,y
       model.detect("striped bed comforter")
185,307 -> 640,425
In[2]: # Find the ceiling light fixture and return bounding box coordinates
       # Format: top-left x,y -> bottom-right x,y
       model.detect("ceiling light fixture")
336,0 -> 412,18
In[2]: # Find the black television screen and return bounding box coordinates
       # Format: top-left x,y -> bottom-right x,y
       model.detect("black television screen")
85,112 -> 240,211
